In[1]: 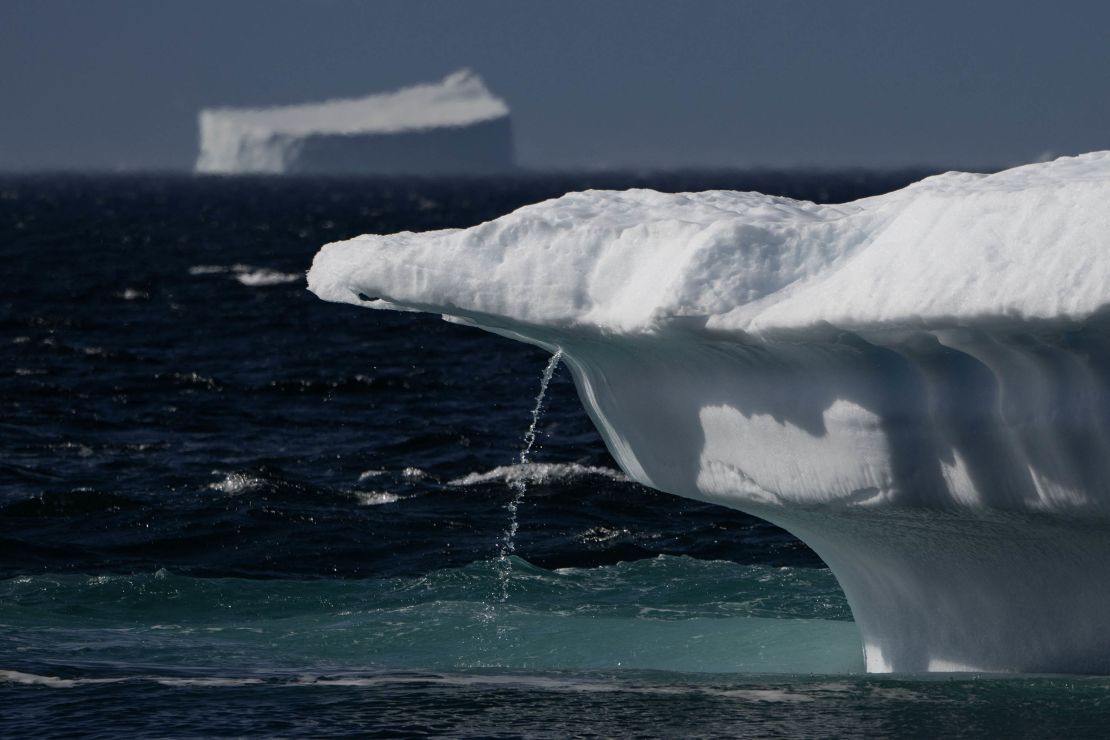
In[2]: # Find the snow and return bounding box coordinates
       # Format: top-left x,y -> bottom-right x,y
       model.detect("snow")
308,151 -> 1110,674
196,70 -> 510,174
309,151 -> 1110,333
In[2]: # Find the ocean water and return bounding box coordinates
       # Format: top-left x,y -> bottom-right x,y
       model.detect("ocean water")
3,171 -> 1108,737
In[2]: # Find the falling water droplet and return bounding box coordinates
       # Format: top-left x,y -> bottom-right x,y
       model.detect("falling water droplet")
494,348 -> 562,605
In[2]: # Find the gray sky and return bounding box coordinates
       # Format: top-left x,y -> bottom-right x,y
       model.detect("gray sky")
2,0 -> 1108,171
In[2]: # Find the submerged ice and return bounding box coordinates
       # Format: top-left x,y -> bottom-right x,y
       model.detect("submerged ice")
309,152 -> 1110,674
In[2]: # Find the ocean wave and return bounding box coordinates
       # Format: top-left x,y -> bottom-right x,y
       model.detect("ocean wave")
288,673 -> 815,701
115,288 -> 149,301
187,263 -> 301,286
0,667 -> 814,701
448,462 -> 628,487
0,670 -> 268,689
187,265 -> 230,275
576,526 -> 632,544
0,670 -> 125,688
354,491 -> 399,506
234,268 -> 301,287
208,471 -> 267,494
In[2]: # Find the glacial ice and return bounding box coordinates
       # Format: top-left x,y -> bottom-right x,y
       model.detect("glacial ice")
308,152 -> 1110,674
196,70 -> 513,175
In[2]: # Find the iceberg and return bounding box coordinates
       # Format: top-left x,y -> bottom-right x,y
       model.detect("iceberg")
308,152 -> 1110,674
196,70 -> 513,175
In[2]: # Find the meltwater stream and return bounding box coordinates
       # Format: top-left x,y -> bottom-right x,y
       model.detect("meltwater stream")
494,350 -> 563,608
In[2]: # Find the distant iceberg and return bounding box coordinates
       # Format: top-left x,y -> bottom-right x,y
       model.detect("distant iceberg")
309,152 -> 1110,674
196,70 -> 514,175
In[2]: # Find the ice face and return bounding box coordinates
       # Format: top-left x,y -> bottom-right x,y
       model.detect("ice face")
308,152 -> 1110,673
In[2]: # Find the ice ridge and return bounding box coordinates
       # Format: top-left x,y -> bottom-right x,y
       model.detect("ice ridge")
309,151 -> 1110,332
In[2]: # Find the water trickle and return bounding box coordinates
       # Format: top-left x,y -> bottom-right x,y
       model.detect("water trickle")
494,349 -> 563,605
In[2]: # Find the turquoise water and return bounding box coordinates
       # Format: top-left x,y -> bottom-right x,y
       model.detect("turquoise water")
8,558 -> 1108,737
1,556 -> 859,676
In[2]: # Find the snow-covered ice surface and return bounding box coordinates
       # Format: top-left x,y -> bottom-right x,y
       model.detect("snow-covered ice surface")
310,151 -> 1110,333
309,152 -> 1110,674
196,70 -> 511,174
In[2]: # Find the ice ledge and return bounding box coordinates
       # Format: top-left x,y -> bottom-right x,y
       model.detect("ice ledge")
309,151 -> 1110,333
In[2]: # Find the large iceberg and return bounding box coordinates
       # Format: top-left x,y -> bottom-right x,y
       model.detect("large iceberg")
308,152 -> 1110,674
196,70 -> 514,175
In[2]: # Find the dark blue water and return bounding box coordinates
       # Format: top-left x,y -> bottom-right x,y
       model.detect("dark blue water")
4,171 -> 1106,737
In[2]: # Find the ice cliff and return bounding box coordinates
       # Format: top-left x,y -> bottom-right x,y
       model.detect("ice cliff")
196,70 -> 514,175
308,152 -> 1110,674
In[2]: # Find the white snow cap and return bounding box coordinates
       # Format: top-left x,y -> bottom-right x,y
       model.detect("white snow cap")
308,152 -> 1110,334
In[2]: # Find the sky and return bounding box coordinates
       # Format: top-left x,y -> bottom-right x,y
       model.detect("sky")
2,0 -> 1109,172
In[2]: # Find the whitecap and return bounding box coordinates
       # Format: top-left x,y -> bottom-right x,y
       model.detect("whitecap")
234,268 -> 302,286
116,288 -> 149,300
448,462 -> 628,487
354,491 -> 399,506
576,526 -> 631,544
208,472 -> 265,494
0,670 -> 124,688
188,264 -> 229,275
188,263 -> 301,286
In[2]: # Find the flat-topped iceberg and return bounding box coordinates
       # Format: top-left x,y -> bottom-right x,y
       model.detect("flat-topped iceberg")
309,152 -> 1110,673
196,70 -> 514,175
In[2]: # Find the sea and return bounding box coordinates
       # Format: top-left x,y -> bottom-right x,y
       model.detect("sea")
3,170 -> 1109,737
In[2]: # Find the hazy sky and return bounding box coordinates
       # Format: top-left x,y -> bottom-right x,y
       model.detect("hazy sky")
2,0 -> 1108,171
